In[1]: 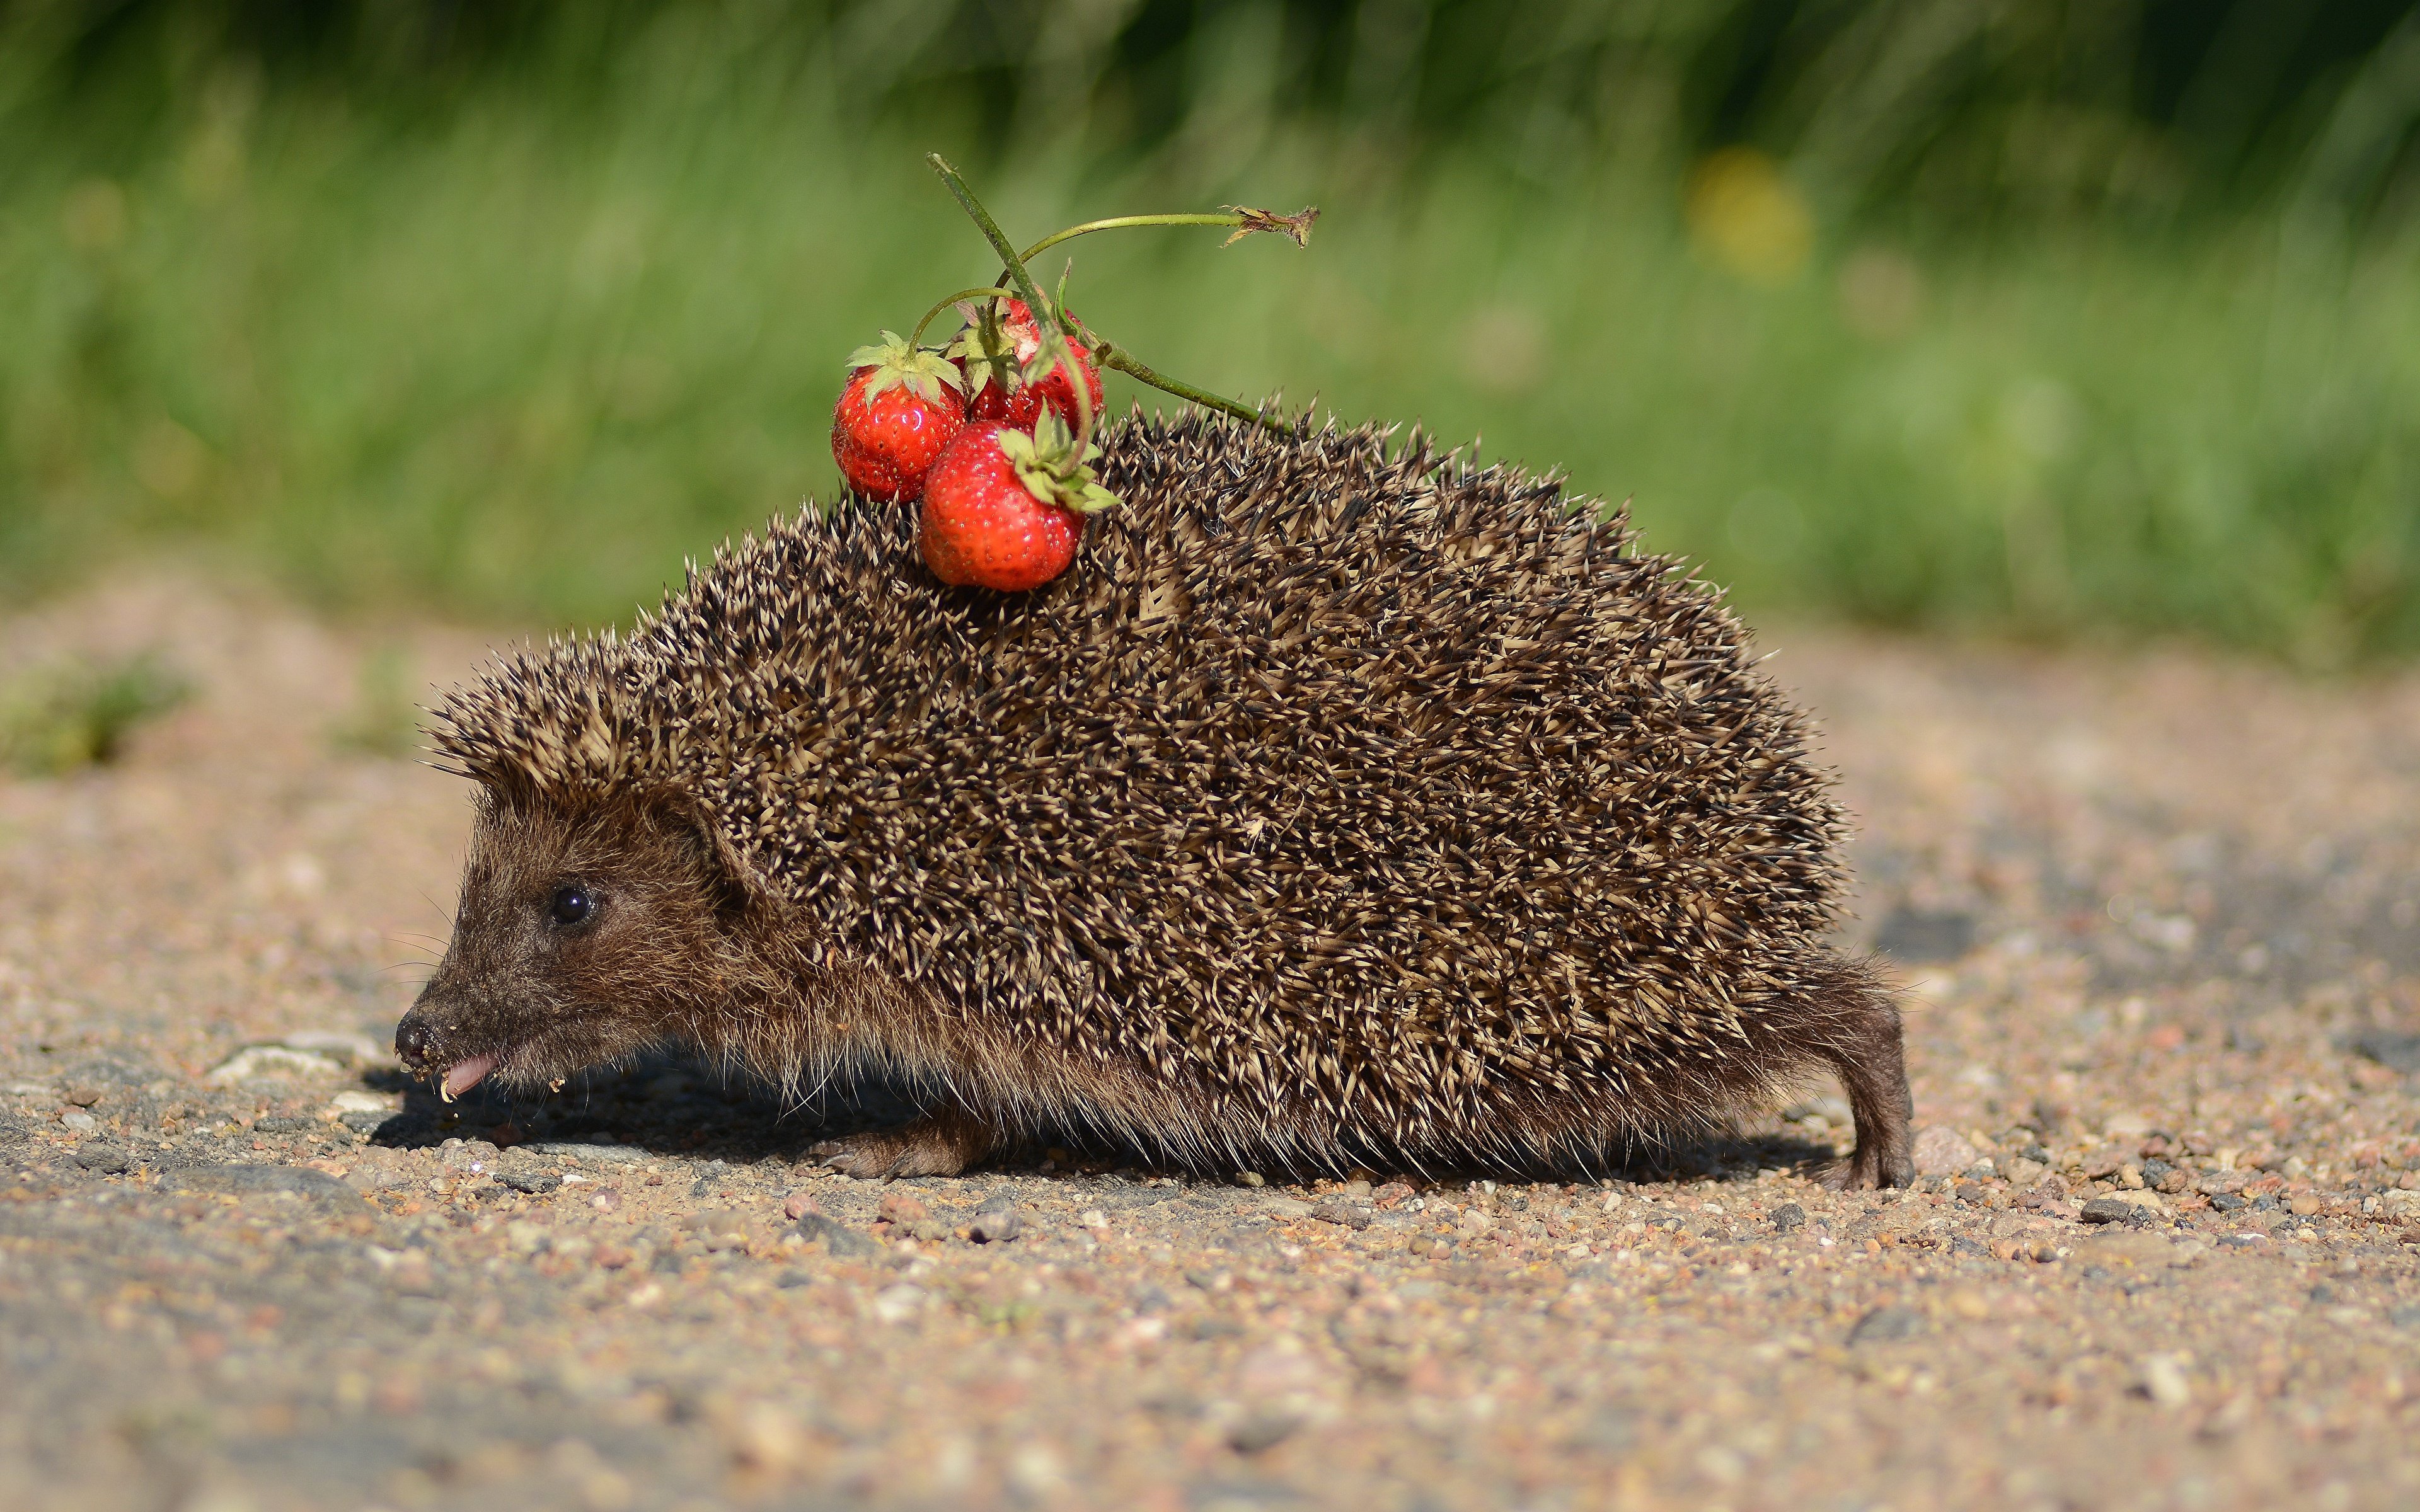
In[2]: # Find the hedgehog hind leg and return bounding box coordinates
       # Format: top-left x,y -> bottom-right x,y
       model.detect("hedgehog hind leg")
1804,957 -> 1914,1190
812,1100 -> 998,1180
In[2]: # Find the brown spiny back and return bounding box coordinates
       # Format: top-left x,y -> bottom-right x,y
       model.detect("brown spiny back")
431,411 -> 1850,1164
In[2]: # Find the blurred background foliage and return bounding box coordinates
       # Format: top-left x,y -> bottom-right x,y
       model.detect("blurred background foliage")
3,0 -> 2417,660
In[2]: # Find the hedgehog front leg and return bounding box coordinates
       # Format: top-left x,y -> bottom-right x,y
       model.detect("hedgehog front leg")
811,1099 -> 998,1180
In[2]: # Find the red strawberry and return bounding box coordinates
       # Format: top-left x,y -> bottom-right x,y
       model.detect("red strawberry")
830,331 -> 966,501
919,414 -> 1121,592
950,299 -> 1106,433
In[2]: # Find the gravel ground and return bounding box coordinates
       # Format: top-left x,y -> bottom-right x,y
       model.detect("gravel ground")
4,571 -> 2419,1512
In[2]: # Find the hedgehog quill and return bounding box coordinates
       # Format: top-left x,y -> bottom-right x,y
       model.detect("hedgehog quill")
398,411 -> 1914,1187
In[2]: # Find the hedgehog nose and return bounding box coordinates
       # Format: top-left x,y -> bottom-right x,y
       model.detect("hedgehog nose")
395,1018 -> 434,1067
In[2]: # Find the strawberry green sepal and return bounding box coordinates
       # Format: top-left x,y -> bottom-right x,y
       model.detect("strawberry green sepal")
944,303 -> 1020,400
844,330 -> 965,407
1003,413 -> 1122,515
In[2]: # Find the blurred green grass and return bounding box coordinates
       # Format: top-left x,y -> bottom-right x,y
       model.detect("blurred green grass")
0,652 -> 190,775
3,3 -> 2417,662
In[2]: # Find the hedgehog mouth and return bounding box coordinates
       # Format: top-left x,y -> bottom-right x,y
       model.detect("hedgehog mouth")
440,1054 -> 498,1101
433,1019 -> 618,1100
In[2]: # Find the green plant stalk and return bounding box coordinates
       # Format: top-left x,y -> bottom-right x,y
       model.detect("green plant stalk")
928,156 -> 1305,443
907,287 -> 1022,348
1092,341 -> 1297,436
1017,214 -> 1253,263
926,156 -> 1054,327
925,153 -> 1095,445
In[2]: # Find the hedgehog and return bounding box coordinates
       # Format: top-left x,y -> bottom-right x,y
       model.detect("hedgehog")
395,410 -> 1914,1188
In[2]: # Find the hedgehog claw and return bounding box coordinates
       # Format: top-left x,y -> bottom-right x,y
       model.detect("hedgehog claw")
1819,1148 -> 1887,1191
811,1111 -> 993,1180
810,1131 -> 950,1181
811,1134 -> 913,1180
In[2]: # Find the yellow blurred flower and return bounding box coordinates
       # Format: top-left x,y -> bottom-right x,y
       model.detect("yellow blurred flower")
1685,147 -> 1813,285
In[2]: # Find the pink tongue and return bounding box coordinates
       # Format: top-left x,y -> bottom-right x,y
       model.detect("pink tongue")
442,1055 -> 497,1099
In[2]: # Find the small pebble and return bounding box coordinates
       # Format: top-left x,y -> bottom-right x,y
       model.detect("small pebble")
74,1143 -> 129,1174
1226,1409 -> 1306,1454
797,1213 -> 878,1258
967,1200 -> 1024,1244
2140,1354 -> 2192,1408
1847,1306 -> 1926,1345
1912,1127 -> 1978,1178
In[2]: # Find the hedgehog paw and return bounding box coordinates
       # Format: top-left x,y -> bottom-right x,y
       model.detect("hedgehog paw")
1819,1146 -> 1890,1191
811,1111 -> 992,1180
812,1130 -> 959,1179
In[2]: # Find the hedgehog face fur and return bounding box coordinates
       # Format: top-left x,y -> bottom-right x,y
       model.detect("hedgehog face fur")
397,796 -> 761,1097
398,411 -> 1915,1186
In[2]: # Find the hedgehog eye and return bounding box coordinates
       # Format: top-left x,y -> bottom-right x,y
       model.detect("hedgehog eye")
547,885 -> 596,928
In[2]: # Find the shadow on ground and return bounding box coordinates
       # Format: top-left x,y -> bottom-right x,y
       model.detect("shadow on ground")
363,1051 -> 1844,1188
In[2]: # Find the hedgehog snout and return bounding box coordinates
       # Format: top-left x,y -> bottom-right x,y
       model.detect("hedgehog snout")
394,1015 -> 434,1068
395,970 -> 493,1064
393,988 -> 470,1077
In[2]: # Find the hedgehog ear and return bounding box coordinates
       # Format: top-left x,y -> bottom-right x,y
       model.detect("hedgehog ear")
675,798 -> 766,922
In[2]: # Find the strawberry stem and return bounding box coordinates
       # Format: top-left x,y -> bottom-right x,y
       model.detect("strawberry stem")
926,153 -> 1095,448
1090,341 -> 1298,437
908,287 -> 1013,348
1018,214 -> 1248,261
1025,206 -> 1318,261
926,156 -> 1066,346
926,154 -> 1302,443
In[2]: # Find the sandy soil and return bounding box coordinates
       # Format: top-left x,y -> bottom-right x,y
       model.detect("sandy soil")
3,570 -> 2418,1512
